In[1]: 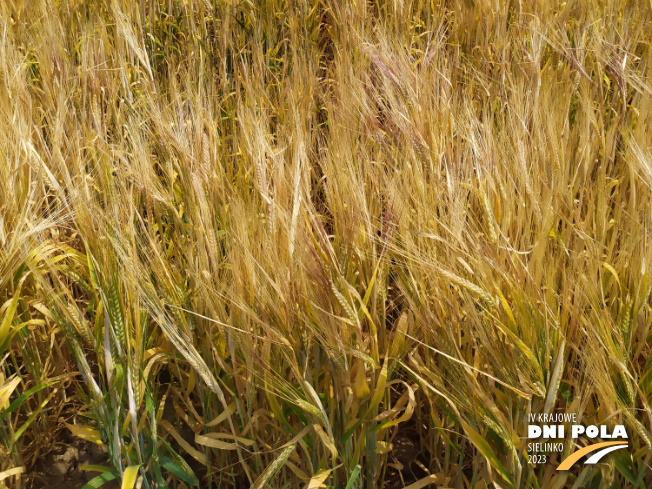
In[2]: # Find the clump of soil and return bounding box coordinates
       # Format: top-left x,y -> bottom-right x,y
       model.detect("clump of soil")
384,425 -> 430,489
26,435 -> 117,489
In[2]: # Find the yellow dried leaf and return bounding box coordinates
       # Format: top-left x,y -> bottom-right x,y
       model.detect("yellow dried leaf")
66,423 -> 104,445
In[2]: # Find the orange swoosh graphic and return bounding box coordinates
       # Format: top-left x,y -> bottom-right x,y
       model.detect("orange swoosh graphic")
557,441 -> 628,470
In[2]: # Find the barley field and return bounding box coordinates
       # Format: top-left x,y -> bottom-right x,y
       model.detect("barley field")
1,0 -> 652,488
